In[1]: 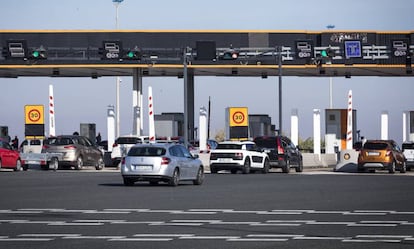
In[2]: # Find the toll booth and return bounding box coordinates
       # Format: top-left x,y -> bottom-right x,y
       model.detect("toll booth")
325,109 -> 357,153
249,114 -> 272,138
0,126 -> 9,142
80,123 -> 96,143
155,113 -> 184,138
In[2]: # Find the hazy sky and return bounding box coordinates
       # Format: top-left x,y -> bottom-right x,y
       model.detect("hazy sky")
0,0 -> 413,144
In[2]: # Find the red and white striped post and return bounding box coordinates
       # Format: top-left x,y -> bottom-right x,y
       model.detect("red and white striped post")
148,86 -> 155,142
49,84 -> 56,137
346,90 -> 353,150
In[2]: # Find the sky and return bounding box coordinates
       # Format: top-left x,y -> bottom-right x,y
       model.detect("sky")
0,0 -> 413,145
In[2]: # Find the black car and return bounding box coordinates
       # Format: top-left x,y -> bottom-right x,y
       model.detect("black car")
253,136 -> 303,173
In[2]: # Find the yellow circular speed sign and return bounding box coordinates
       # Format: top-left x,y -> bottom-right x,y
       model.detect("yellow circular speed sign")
25,105 -> 44,125
229,107 -> 248,127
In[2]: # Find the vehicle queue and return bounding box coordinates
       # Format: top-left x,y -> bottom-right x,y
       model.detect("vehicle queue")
0,134 -> 412,187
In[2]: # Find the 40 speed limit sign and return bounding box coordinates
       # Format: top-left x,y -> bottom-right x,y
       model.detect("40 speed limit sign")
25,105 -> 44,125
229,107 -> 248,127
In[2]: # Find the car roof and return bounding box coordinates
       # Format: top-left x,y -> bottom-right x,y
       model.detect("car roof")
218,141 -> 255,145
132,143 -> 178,148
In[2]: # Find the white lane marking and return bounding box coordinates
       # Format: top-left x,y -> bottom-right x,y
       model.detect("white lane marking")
134,234 -> 194,237
227,238 -> 288,242
111,221 -> 164,225
247,234 -> 304,238
63,236 -> 126,239
356,235 -> 413,239
109,238 -> 173,241
0,238 -> 53,241
170,220 -> 222,223
73,220 -> 126,223
48,222 -> 103,226
307,221 -> 355,225
347,223 -> 397,227
19,234 -> 80,237
294,236 -> 351,240
180,236 -> 240,240
343,239 -> 402,243
150,222 -> 204,226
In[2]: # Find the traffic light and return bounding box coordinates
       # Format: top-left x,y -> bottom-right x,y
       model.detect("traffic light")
320,47 -> 335,58
221,50 -> 239,60
124,48 -> 141,60
30,46 -> 47,59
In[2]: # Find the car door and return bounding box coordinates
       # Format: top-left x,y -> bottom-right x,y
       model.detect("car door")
0,142 -> 16,166
170,145 -> 187,178
284,137 -> 300,165
179,145 -> 196,179
392,142 -> 405,165
246,143 -> 264,168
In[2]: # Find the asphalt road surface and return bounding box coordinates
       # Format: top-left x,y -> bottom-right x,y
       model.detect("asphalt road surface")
1,168 -> 414,249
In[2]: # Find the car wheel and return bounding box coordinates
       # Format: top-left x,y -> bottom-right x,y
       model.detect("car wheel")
0,159 -> 2,169
231,169 -> 238,174
210,166 -> 218,174
168,168 -> 180,186
49,157 -> 59,171
95,157 -> 104,170
388,161 -> 396,174
123,178 -> 134,186
22,164 -> 29,171
400,161 -> 406,173
193,167 -> 204,185
242,158 -> 251,174
262,159 -> 270,174
282,159 -> 290,173
14,159 -> 22,172
75,156 -> 83,170
295,160 -> 303,172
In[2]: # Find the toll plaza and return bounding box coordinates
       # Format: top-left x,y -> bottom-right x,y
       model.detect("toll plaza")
1,30 -> 413,144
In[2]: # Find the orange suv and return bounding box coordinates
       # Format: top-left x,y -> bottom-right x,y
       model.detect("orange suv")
357,140 -> 406,173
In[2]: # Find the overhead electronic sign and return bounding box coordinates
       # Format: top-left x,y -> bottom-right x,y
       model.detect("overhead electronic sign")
295,40 -> 313,59
344,40 -> 362,58
392,39 -> 409,57
101,41 -> 122,60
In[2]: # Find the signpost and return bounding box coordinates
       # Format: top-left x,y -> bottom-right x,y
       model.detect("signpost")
24,105 -> 45,139
227,107 -> 249,140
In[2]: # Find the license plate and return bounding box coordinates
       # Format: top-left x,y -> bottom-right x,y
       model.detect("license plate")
133,165 -> 152,171
217,158 -> 232,162
27,161 -> 40,164
368,152 -> 380,156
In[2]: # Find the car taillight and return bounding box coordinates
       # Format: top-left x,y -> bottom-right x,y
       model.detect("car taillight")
210,153 -> 217,160
113,143 -> 118,148
385,150 -> 392,157
64,145 -> 76,149
161,157 -> 170,165
121,157 -> 126,165
277,139 -> 284,154
42,145 -> 49,149
234,152 -> 243,160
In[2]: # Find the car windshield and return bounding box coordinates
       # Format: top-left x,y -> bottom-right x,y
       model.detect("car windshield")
216,144 -> 243,150
403,143 -> 414,150
128,146 -> 166,156
364,142 -> 388,150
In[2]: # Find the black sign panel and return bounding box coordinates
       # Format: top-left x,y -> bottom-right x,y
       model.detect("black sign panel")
101,40 -> 122,60
295,40 -> 313,59
392,39 -> 409,57
25,124 -> 44,137
4,40 -> 28,59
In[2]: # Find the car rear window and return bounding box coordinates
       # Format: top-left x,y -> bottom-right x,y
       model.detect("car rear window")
254,138 -> 276,148
216,144 -> 242,150
403,143 -> 414,150
48,137 -> 74,145
128,146 -> 166,156
116,137 -> 144,144
363,142 -> 388,150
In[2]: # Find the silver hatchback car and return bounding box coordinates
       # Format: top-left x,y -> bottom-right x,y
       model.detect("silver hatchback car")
121,143 -> 204,186
42,135 -> 104,170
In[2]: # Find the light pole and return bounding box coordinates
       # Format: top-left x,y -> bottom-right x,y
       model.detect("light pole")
113,0 -> 123,138
327,24 -> 335,109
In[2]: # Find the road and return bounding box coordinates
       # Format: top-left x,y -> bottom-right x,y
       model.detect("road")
1,168 -> 414,249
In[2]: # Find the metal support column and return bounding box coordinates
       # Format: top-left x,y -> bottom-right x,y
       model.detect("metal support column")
183,48 -> 195,145
132,68 -> 143,136
277,46 -> 283,135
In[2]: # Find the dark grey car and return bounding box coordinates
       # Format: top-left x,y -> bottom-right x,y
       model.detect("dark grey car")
42,135 -> 104,170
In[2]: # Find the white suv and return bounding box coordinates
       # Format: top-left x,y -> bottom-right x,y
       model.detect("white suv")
402,142 -> 414,171
209,141 -> 270,174
111,136 -> 149,166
